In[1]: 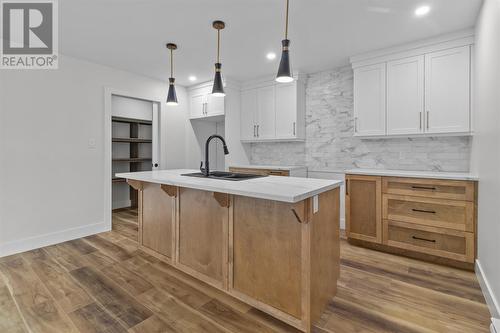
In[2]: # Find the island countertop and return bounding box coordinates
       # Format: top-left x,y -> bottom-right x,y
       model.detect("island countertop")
116,169 -> 342,203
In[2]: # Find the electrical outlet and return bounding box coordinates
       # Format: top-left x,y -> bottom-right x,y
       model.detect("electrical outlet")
88,138 -> 96,149
313,195 -> 319,213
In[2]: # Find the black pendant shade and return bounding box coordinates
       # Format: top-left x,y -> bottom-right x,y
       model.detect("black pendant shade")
212,63 -> 225,97
276,0 -> 293,83
166,43 -> 178,106
276,39 -> 293,83
167,77 -> 178,105
212,21 -> 226,97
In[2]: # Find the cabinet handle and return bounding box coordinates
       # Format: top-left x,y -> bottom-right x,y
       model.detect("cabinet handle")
253,125 -> 256,137
419,112 -> 422,130
354,117 -> 358,133
411,185 -> 436,191
345,179 -> 349,195
412,208 -> 436,214
412,235 -> 436,243
426,110 -> 430,129
257,125 -> 259,137
293,122 -> 296,136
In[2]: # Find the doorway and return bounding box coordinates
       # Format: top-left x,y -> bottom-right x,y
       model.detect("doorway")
104,88 -> 163,230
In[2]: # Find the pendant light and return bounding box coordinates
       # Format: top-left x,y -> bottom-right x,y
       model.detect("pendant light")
166,43 -> 178,106
276,0 -> 293,83
212,20 -> 226,97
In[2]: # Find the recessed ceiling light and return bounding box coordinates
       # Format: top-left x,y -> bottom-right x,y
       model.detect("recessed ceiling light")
188,75 -> 197,82
266,52 -> 276,60
415,5 -> 430,17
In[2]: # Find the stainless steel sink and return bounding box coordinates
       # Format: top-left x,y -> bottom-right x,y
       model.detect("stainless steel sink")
181,171 -> 267,181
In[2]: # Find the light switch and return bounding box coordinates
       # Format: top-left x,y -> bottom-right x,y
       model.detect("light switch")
313,195 -> 319,213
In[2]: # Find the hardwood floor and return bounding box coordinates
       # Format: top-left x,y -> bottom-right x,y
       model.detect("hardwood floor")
0,208 -> 491,332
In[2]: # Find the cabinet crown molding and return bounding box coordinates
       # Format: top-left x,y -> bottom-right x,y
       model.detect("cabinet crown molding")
350,29 -> 474,69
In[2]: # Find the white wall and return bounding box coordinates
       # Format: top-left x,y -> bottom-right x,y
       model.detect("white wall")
0,55 -> 188,256
470,0 -> 500,320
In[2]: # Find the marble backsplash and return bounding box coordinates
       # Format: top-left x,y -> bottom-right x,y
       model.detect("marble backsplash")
250,66 -> 471,173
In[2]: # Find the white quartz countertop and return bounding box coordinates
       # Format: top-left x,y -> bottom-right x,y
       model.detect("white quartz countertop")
229,164 -> 307,171
116,169 -> 342,203
345,168 -> 478,181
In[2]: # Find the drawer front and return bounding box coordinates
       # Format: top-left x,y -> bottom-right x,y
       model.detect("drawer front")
383,177 -> 475,201
229,167 -> 289,177
383,194 -> 474,232
383,220 -> 474,263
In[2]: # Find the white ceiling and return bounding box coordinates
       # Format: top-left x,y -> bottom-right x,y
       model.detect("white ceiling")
60,0 -> 482,86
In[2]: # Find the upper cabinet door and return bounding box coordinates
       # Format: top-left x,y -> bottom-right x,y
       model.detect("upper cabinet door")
353,63 -> 386,136
240,89 -> 257,141
190,92 -> 206,119
387,56 -> 424,135
256,85 -> 276,139
425,46 -> 470,134
275,82 -> 297,138
206,94 -> 225,117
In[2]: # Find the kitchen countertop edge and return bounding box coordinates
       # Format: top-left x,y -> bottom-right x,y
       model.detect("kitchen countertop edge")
344,168 -> 479,181
116,169 -> 342,203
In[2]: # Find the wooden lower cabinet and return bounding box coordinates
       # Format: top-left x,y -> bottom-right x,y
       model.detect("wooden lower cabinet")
128,179 -> 340,332
345,175 -> 382,243
139,182 -> 175,259
177,188 -> 228,288
383,194 -> 474,232
383,220 -> 475,263
346,174 -> 477,269
231,196 -> 303,318
229,166 -> 290,176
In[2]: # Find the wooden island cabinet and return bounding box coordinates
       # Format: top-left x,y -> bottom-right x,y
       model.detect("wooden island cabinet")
119,170 -> 342,332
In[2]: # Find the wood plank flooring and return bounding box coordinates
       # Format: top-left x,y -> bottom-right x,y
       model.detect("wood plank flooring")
0,207 -> 491,333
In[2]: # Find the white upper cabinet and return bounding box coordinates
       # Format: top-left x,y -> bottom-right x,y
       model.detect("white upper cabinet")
353,63 -> 386,136
189,84 -> 225,120
206,94 -> 225,117
275,82 -> 302,139
351,31 -> 473,137
190,92 -> 206,119
240,75 -> 305,142
256,86 -> 276,139
240,89 -> 257,140
425,46 -> 471,134
387,55 -> 424,135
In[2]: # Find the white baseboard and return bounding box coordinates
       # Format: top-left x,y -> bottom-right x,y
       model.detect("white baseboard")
0,222 -> 110,258
476,259 -> 500,319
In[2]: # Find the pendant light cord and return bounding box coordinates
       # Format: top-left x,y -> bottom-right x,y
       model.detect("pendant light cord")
170,49 -> 174,77
217,28 -> 221,63
285,0 -> 289,39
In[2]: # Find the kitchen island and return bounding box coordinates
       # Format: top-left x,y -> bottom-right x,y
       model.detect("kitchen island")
116,169 -> 342,332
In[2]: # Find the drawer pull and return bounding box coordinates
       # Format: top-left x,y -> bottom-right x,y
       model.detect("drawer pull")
412,235 -> 436,243
411,185 -> 437,191
412,208 -> 436,214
